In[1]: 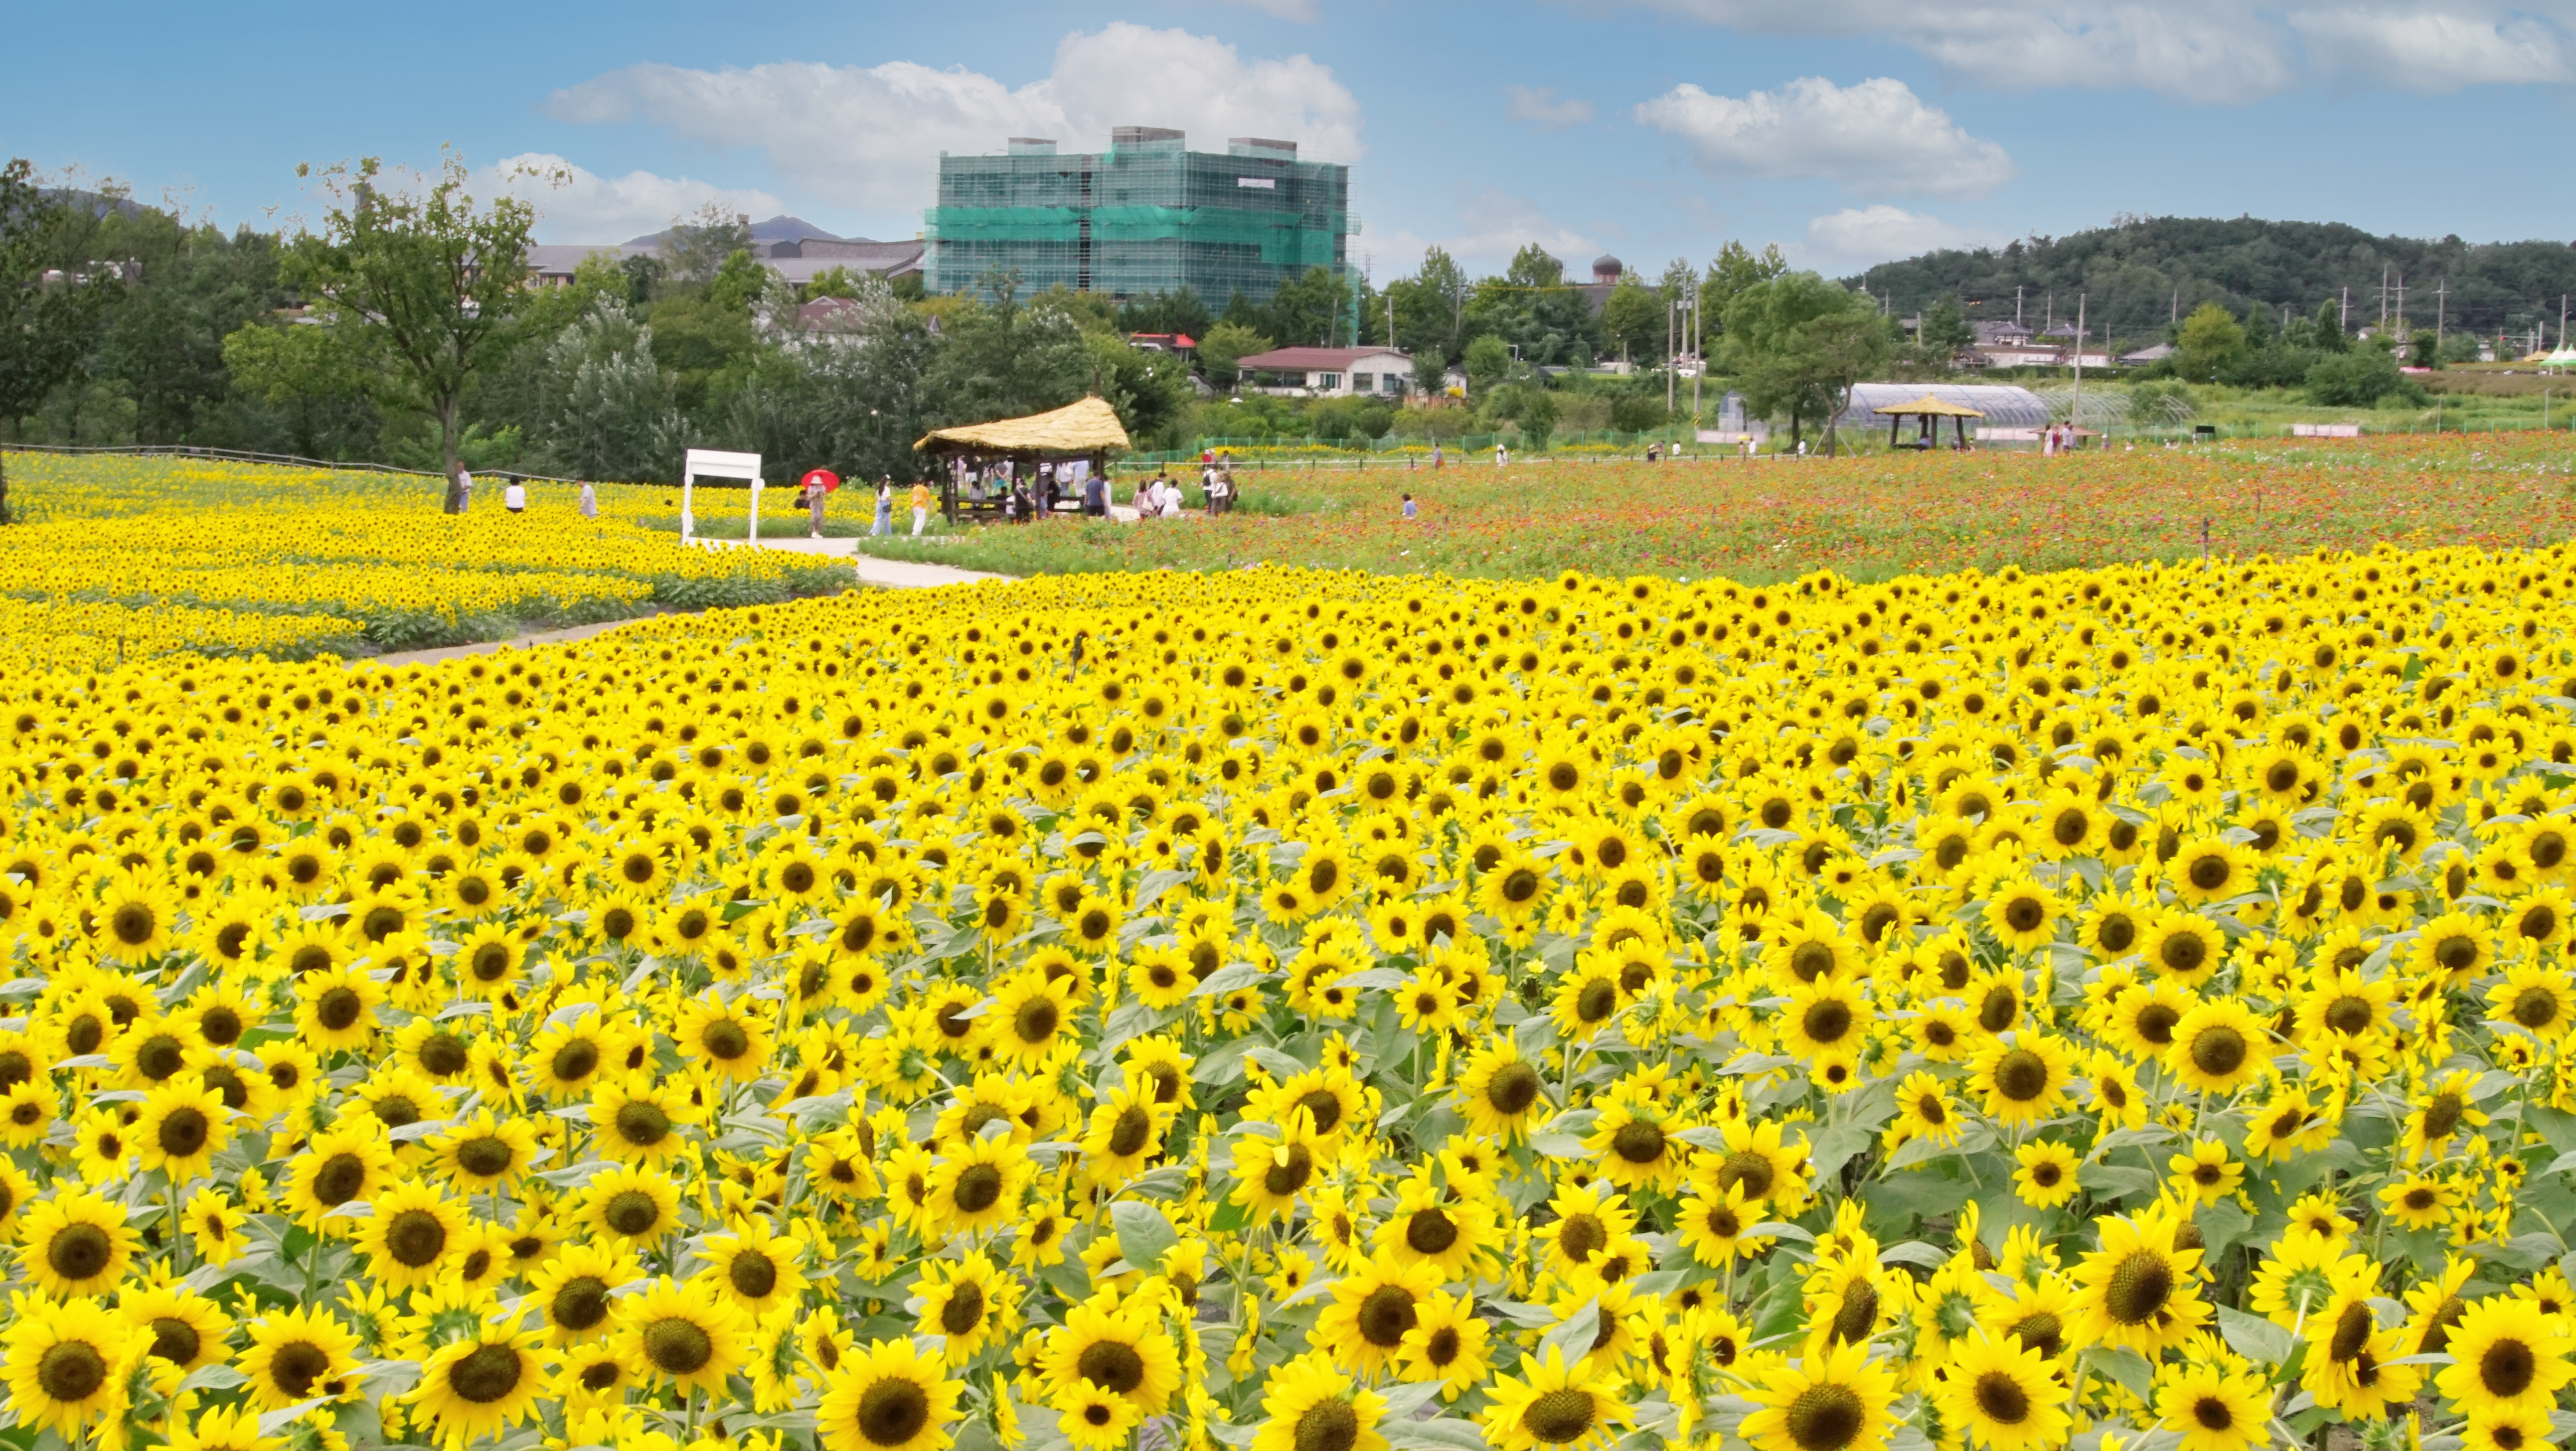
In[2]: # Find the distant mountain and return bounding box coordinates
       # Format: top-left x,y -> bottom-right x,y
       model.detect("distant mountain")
1846,216 -> 2576,348
39,187 -> 150,223
621,214 -> 862,248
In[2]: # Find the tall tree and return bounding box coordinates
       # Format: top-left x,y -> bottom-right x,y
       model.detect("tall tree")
1702,241 -> 1789,345
2173,302 -> 2247,383
0,158 -> 119,522
1719,273 -> 1889,454
1599,277 -> 1666,364
1386,247 -> 1468,374
922,270 -> 1088,429
286,150 -> 547,510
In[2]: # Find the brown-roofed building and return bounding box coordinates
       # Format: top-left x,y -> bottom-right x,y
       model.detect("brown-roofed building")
1235,346 -> 1413,398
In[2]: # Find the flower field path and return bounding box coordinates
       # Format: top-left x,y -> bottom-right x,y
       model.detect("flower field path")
354,545 -> 1010,668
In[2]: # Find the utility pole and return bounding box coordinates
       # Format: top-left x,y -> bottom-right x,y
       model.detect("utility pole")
2171,285 -> 2178,324
2380,264 -> 2389,333
2071,293 -> 2087,437
2435,277 -> 2448,358
1667,297 -> 1677,412
2396,273 -> 2406,336
1691,278 -> 1703,423
2340,285 -> 2348,334
2016,285 -> 2024,328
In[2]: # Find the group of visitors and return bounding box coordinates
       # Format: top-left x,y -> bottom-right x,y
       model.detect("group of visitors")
452,465 -> 599,520
865,477 -> 933,537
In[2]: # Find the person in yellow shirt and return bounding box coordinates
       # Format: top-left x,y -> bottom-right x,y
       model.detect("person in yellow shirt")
909,480 -> 932,536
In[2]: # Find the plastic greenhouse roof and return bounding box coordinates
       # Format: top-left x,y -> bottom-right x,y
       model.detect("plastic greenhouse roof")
1833,383 -> 2052,430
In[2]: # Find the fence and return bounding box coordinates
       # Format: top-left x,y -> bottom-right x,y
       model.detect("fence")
0,441 -> 630,489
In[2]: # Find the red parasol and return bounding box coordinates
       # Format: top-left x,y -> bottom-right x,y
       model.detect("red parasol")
801,468 -> 841,494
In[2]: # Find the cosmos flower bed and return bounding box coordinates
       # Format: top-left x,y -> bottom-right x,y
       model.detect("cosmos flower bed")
8,552 -> 2576,1451
857,432 -> 2576,584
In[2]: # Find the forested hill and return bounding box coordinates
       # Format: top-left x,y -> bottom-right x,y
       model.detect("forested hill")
1846,216 -> 2576,346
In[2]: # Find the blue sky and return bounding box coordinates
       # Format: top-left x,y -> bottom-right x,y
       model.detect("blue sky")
8,0 -> 2574,280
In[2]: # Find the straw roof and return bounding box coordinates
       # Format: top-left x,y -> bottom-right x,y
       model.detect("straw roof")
915,396 -> 1131,455
1873,392 -> 1986,418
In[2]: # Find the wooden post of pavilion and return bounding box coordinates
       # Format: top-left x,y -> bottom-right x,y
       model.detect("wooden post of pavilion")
1872,392 -> 1986,450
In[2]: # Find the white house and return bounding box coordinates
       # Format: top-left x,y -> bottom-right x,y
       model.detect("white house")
1236,346 -> 1414,398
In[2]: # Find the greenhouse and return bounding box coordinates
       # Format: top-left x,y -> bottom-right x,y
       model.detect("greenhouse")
1831,382 -> 2052,434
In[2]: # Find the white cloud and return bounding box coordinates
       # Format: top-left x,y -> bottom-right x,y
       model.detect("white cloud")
483,153 -> 786,242
544,24 -> 1364,223
1374,190 -> 1602,277
1804,205 -> 2004,266
2288,7 -> 2570,88
1505,85 -> 1597,129
1634,77 -> 2017,199
1605,0 -> 2575,101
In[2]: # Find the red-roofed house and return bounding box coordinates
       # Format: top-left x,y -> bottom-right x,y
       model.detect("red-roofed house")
1236,346 -> 1413,398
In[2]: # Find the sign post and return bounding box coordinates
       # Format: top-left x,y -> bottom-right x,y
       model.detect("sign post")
679,449 -> 764,544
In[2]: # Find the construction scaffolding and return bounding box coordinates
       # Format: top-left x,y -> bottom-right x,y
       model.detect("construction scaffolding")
925,130 -> 1352,308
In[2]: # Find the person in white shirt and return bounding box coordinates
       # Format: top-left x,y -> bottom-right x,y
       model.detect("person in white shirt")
454,466 -> 473,511
578,480 -> 597,519
504,478 -> 527,513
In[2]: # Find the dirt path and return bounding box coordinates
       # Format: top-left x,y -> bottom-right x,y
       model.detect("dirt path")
350,546 -> 1012,669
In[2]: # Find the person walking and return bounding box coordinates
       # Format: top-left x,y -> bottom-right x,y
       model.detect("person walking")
578,480 -> 597,520
807,480 -> 827,538
909,479 -> 932,536
503,477 -> 527,514
454,465 -> 474,512
1495,442 -> 1508,468
1431,443 -> 1443,470
871,477 -> 894,536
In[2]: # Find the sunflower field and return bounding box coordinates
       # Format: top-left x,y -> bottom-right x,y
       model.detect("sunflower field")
12,543 -> 2576,1451
0,455 -> 853,662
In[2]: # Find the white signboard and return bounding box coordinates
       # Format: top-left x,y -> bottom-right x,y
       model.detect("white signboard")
680,448 -> 764,543
2290,423 -> 2362,438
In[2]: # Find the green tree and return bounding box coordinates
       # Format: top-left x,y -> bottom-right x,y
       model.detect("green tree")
1918,296 -> 1973,358
286,150 -> 546,510
0,158 -> 119,521
1599,277 -> 1666,364
706,249 -> 772,313
103,282 -> 227,441
2305,349 -> 2424,407
2409,328 -> 2440,369
531,297 -> 680,481
1462,333 -> 1515,398
1386,246 -> 1469,366
1718,273 -> 1889,454
222,319 -> 374,456
2311,299 -> 2348,354
1115,289 -> 1213,341
2172,303 -> 2248,383
1085,331 -> 1193,447
1516,388 -> 1560,452
1702,241 -> 1789,343
922,270 -> 1088,428
659,202 -> 751,288
1195,321 -> 1272,390
1262,266 -> 1346,347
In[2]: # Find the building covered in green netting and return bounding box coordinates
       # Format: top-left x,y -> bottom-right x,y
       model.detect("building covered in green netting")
924,128 -> 1351,307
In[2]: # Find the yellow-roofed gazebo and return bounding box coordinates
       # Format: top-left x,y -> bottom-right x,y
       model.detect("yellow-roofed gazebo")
916,396 -> 1133,521
1874,392 -> 1985,450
